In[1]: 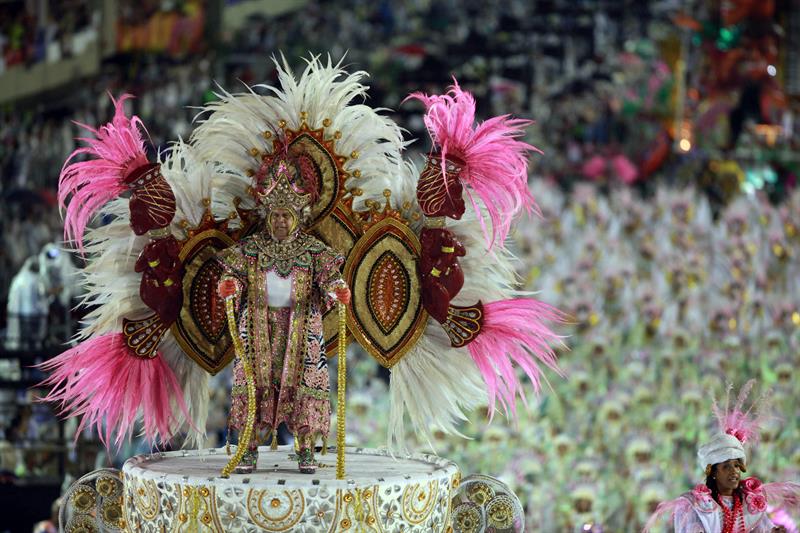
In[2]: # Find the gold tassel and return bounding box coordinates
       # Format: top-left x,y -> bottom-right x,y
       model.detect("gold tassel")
271,430 -> 278,450
294,435 -> 300,453
321,436 -> 328,455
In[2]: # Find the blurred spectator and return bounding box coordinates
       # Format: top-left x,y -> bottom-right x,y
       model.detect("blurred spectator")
5,256 -> 48,351
31,497 -> 60,533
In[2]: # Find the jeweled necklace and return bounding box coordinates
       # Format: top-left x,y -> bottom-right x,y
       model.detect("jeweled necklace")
719,494 -> 744,533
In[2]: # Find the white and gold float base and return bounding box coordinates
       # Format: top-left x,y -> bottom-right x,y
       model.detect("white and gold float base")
120,446 -> 460,532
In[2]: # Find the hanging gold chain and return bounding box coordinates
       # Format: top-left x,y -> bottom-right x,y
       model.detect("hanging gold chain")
221,297 -> 257,478
336,301 -> 347,479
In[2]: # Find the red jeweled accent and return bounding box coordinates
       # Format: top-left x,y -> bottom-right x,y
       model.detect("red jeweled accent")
416,152 -> 466,219
122,313 -> 169,359
418,227 -> 466,323
134,234 -> 184,325
441,303 -> 484,347
125,163 -> 178,235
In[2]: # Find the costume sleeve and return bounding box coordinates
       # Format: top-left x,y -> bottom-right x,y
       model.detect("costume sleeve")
645,496 -> 702,533
313,245 -> 346,311
216,245 -> 248,286
750,514 -> 777,533
673,512 -> 704,533
215,244 -> 248,311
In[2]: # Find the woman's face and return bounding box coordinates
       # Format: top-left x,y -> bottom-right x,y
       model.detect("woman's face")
714,459 -> 743,494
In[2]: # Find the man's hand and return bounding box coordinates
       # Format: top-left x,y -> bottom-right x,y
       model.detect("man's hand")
334,286 -> 351,305
218,279 -> 239,299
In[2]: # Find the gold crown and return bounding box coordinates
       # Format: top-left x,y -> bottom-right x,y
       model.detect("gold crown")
255,158 -> 311,212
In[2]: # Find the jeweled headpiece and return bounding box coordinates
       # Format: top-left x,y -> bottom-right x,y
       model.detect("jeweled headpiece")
253,154 -> 314,212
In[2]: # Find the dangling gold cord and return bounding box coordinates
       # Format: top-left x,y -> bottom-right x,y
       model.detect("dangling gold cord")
221,297 -> 256,478
336,301 -> 347,479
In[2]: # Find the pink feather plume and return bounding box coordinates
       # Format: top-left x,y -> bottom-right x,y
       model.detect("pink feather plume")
406,80 -> 541,248
768,508 -> 799,533
764,482 -> 800,514
642,497 -> 693,532
37,332 -> 188,449
711,379 -> 771,446
59,93 -> 150,253
467,298 -> 564,419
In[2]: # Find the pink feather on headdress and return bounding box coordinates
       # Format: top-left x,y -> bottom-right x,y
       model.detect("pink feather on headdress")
711,379 -> 771,446
466,298 -> 564,419
406,80 -> 541,248
59,93 -> 150,253
37,333 -> 189,449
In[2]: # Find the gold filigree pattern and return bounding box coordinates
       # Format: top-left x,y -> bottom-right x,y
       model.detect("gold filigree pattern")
95,475 -> 122,498
416,153 -> 464,217
485,495 -> 515,529
273,126 -> 350,229
71,485 -> 98,514
100,497 -> 124,530
402,481 -> 439,525
65,514 -> 99,533
451,474 -> 525,533
130,478 -> 160,520
452,503 -> 482,533
466,482 -> 494,506
246,489 -> 305,531
172,228 -> 238,374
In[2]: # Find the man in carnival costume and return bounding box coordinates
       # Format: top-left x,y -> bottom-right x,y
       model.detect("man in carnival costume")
217,150 -> 350,474
644,381 -> 799,533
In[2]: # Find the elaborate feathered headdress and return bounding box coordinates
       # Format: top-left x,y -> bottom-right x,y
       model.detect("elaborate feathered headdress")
697,379 -> 771,472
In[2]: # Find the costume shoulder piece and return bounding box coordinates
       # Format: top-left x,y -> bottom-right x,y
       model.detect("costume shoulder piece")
39,54 -> 563,450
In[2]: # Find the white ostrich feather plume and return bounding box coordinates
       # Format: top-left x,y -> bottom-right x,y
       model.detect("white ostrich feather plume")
190,54 -> 409,214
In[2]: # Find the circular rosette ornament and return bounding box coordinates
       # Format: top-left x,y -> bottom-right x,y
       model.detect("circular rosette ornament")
452,475 -> 524,533
452,501 -> 485,533
61,469 -> 125,533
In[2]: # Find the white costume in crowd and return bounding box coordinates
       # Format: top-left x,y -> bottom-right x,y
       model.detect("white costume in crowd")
38,243 -> 79,309
5,256 -> 48,350
5,244 -> 78,350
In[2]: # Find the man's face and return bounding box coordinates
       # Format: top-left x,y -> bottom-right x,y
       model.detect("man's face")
269,208 -> 296,240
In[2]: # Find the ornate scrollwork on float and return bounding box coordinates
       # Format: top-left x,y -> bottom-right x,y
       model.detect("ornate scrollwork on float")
401,480 -> 439,525
114,447 -> 458,531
